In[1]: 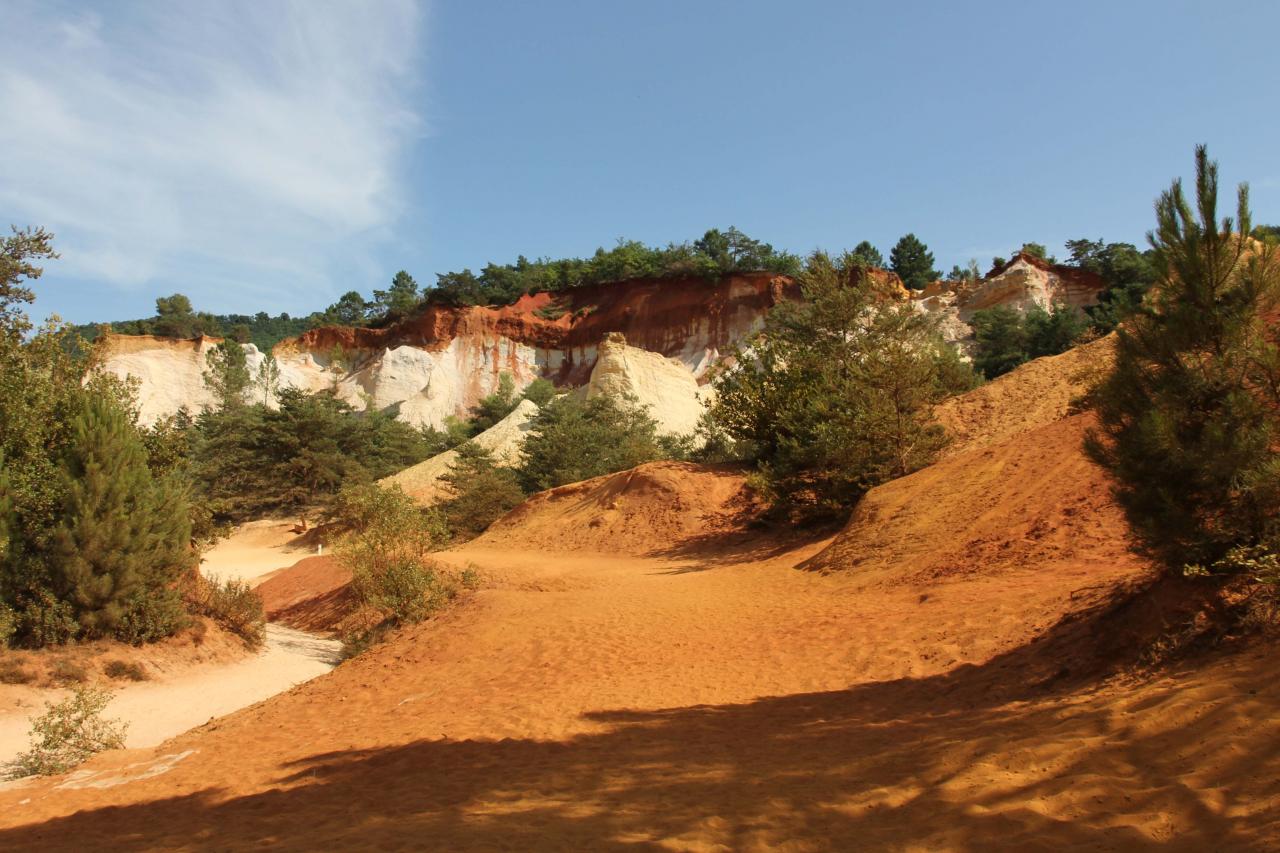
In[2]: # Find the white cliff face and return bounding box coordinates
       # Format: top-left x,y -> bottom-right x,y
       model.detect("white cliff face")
96,337 -> 268,423
101,334 -> 545,430
381,398 -> 540,503
586,333 -> 710,436
912,255 -> 1104,349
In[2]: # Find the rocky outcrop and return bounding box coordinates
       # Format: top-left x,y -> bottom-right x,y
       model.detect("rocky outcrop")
586,333 -> 710,436
380,398 -> 540,503
913,253 -> 1107,349
99,272 -> 793,427
95,334 -> 273,424
97,259 -> 1107,428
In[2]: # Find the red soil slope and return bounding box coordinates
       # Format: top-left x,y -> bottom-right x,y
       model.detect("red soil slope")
475,461 -> 759,556
255,556 -> 354,635
0,344 -> 1276,849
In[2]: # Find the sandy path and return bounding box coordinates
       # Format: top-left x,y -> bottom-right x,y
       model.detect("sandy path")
0,521 -> 339,768
200,519 -> 319,585
0,626 -> 340,765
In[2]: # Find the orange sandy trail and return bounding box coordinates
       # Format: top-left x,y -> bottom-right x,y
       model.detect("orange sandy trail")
0,429 -> 1277,848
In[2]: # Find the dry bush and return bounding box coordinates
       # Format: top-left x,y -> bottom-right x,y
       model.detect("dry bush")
102,659 -> 149,681
0,658 -> 36,685
50,659 -> 88,684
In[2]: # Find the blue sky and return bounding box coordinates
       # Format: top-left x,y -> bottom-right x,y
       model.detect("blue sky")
4,0 -> 1279,325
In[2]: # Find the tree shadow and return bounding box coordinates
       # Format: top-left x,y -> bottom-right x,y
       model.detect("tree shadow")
3,587 -> 1275,851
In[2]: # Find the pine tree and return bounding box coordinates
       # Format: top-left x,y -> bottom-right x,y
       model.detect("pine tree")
849,241 -> 885,269
440,442 -> 526,539
373,271 -> 420,318
708,251 -> 971,515
52,396 -> 192,638
889,233 -> 939,290
1086,146 -> 1280,567
203,339 -> 251,410
256,354 -> 282,405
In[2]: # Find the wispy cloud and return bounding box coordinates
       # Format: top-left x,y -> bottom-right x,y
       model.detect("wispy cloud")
0,0 -> 424,313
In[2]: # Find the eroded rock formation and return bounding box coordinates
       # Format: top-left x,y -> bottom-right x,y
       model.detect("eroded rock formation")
96,259 -> 1107,428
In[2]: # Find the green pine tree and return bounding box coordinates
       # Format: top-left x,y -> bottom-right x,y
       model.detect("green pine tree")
708,251 -> 973,515
1086,146 -> 1280,567
849,240 -> 884,269
440,442 -> 526,539
52,396 -> 193,638
889,233 -> 939,290
373,271 -> 420,318
202,339 -> 251,410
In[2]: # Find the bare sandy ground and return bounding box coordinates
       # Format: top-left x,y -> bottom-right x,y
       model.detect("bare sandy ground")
0,529 -> 1274,850
0,626 -> 340,769
200,519 -> 319,586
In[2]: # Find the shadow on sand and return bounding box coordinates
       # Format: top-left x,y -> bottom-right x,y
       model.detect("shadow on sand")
3,589 -> 1275,851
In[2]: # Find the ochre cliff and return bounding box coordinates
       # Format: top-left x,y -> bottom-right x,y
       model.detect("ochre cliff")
96,261 -> 1106,428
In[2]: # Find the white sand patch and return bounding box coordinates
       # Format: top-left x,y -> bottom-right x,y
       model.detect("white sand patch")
0,628 -> 340,768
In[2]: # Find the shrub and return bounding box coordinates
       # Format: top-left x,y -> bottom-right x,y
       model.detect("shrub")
185,574 -> 266,647
521,378 -> 556,407
0,658 -> 35,685
706,251 -> 975,517
12,590 -> 78,647
102,659 -> 149,681
353,556 -> 453,626
6,686 -> 128,778
516,393 -> 667,493
114,583 -> 190,645
334,483 -> 451,628
50,658 -> 88,684
0,604 -> 15,648
439,443 -> 526,540
971,303 -> 1088,379
459,566 -> 483,590
1086,147 -> 1280,569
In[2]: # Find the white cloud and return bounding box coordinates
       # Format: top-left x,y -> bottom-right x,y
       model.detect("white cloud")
0,0 -> 424,312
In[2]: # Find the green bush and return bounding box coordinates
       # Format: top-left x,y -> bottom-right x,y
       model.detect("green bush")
114,583 -> 189,645
333,483 -> 451,629
5,686 -> 128,778
0,604 -> 15,647
185,574 -> 266,647
440,443 -> 526,539
516,393 -> 667,493
521,378 -> 556,407
970,303 -> 1089,379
